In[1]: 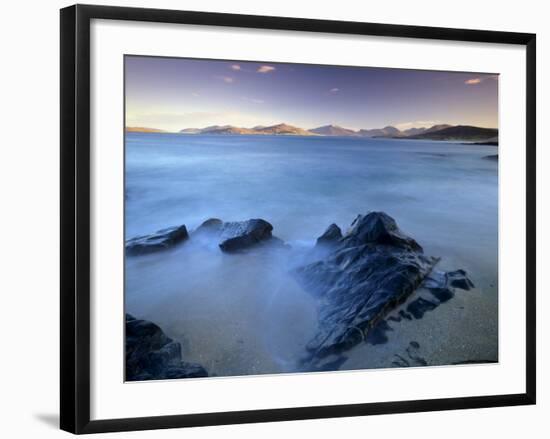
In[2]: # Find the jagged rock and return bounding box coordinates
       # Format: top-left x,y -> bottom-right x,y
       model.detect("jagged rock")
295,212 -> 438,360
316,223 -> 343,246
126,313 -> 208,381
342,212 -> 422,252
125,225 -> 188,256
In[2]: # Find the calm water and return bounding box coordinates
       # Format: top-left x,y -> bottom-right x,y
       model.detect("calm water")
125,132 -> 498,377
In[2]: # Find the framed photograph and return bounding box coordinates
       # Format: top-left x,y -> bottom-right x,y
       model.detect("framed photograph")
60,4 -> 536,434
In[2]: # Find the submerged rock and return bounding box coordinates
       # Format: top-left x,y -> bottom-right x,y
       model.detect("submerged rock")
295,212 -> 439,360
316,223 -> 343,246
194,218 -> 223,234
125,225 -> 189,256
126,313 -> 208,381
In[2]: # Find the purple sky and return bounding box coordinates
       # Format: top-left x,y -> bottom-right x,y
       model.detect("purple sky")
125,55 -> 498,132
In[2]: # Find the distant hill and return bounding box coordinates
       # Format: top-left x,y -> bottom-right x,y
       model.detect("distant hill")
359,126 -> 401,138
255,123 -> 314,136
309,125 -> 358,136
201,125 -> 229,132
126,127 -> 167,133
180,123 -> 314,136
422,124 -> 453,134
200,126 -> 257,135
180,125 -> 258,135
383,124 -> 451,138
402,127 -> 427,136
408,125 -> 498,141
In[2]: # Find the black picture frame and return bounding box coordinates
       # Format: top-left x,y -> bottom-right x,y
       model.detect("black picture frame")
60,4 -> 536,434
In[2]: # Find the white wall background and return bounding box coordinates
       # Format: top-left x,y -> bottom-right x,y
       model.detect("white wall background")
0,0 -> 546,437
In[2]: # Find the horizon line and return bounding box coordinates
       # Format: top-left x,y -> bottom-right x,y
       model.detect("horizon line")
125,121 -> 499,133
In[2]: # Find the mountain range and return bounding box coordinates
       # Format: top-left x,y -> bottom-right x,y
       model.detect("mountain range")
126,123 -> 498,142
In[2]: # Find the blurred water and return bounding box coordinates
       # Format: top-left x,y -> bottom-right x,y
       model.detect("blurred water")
125,133 -> 498,377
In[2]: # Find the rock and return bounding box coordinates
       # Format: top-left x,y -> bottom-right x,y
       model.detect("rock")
387,268 -> 474,322
406,297 -> 437,319
295,212 -> 438,360
125,313 -> 208,381
218,219 -> 275,252
192,218 -> 284,252
447,269 -> 475,290
125,225 -> 189,256
194,218 -> 223,234
342,212 -> 422,252
316,223 -> 342,246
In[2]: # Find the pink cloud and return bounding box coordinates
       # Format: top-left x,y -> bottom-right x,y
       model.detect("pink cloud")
230,64 -> 241,71
257,65 -> 276,73
465,78 -> 482,85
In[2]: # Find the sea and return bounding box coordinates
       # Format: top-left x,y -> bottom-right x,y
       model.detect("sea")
125,132 -> 498,377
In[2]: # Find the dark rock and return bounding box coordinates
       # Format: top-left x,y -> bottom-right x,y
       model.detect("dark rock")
406,297 -> 437,319
316,223 -> 343,246
126,313 -> 207,381
342,212 -> 423,252
192,217 -> 285,252
392,354 -> 410,367
391,342 -> 427,368
402,268 -> 474,319
447,269 -> 475,290
126,225 -> 189,256
365,320 -> 393,345
406,342 -> 427,366
295,212 -> 438,360
218,219 -> 274,252
429,288 -> 454,303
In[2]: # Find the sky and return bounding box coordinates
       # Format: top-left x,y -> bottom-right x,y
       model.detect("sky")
125,55 -> 498,132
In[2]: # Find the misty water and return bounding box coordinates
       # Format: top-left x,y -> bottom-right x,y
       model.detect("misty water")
125,132 -> 498,377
